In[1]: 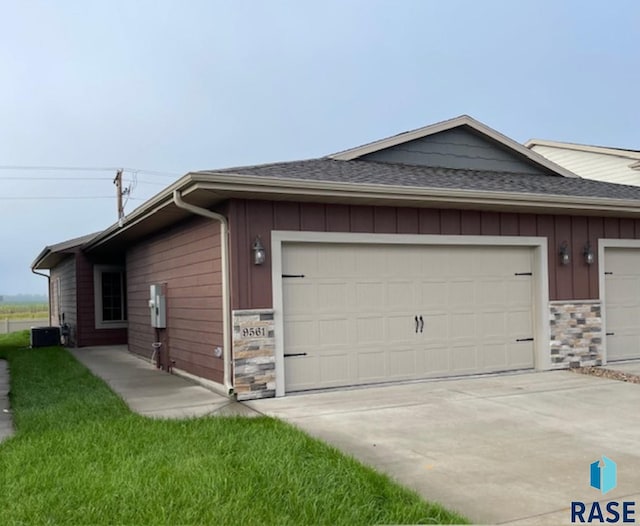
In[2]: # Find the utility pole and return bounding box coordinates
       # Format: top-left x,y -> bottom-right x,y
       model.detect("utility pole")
113,169 -> 124,220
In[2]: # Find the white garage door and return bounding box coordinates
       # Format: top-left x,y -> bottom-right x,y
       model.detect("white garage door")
604,248 -> 640,361
282,243 -> 535,392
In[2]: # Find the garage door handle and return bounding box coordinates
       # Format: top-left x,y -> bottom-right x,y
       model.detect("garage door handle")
284,353 -> 308,358
606,332 -> 615,336
516,338 -> 534,342
414,316 -> 419,333
419,316 -> 424,333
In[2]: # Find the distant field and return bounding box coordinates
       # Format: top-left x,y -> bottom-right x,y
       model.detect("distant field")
0,303 -> 48,320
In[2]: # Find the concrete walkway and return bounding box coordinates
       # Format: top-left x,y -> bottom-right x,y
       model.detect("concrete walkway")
0,360 -> 14,442
71,346 -> 258,419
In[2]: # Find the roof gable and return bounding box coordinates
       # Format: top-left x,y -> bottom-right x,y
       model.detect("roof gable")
31,232 -> 99,270
358,127 -> 551,175
329,115 -> 578,178
527,139 -> 640,187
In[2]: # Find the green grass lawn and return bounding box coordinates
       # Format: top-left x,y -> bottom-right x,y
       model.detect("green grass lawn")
0,331 -> 467,525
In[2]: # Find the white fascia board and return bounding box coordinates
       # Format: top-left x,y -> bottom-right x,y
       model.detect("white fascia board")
328,115 -> 579,178
83,173 -> 196,250
193,174 -> 640,216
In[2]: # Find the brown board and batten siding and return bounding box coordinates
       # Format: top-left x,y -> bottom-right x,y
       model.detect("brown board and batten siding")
75,252 -> 127,347
49,256 -> 77,344
126,215 -> 223,383
227,199 -> 640,309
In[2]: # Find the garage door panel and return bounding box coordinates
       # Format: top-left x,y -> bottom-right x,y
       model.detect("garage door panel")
606,306 -> 637,328
423,347 -> 450,375
388,348 -> 417,376
451,346 -> 479,373
480,344 -> 507,369
507,280 -> 532,305
508,310 -> 533,336
318,319 -> 349,345
317,282 -> 349,311
356,282 -> 385,309
608,335 -> 640,361
357,351 -> 386,380
478,281 -> 507,305
284,319 -> 317,347
283,242 -> 535,392
356,316 -> 385,343
449,281 -> 476,306
387,315 -> 416,343
449,313 -> 476,339
425,314 -> 449,341
319,353 -> 350,385
318,247 -> 356,277
607,278 -> 639,304
509,342 -> 535,368
285,356 -> 317,389
420,251 -> 448,275
421,281 -> 447,308
283,283 -> 316,314
388,281 -> 416,307
388,248 -> 422,275
285,246 -> 318,275
605,248 -> 640,361
446,253 -> 475,277
482,312 -> 507,337
356,248 -> 387,277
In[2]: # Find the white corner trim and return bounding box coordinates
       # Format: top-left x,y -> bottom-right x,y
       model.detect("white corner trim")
271,231 -> 549,396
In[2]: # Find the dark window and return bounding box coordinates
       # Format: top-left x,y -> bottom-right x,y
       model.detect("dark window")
101,271 -> 127,322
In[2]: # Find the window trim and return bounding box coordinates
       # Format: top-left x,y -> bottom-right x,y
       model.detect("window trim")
93,265 -> 128,329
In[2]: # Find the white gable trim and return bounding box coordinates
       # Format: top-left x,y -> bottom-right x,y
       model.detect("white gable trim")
329,115 -> 579,178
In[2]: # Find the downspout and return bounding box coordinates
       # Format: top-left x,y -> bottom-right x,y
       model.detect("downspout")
31,268 -> 51,324
172,190 -> 233,395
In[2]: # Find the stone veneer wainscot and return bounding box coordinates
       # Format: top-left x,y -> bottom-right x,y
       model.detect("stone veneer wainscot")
549,302 -> 602,368
232,309 -> 276,401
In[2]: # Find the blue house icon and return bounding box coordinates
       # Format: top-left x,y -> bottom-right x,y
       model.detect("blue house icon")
590,456 -> 617,494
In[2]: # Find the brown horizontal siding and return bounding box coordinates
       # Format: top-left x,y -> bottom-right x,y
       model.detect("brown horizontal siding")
126,215 -> 223,383
228,199 -> 640,308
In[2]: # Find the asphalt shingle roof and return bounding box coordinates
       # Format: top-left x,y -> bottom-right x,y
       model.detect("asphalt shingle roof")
209,158 -> 640,201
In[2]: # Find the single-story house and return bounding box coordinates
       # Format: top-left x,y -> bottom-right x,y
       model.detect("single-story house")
526,138 -> 640,187
32,115 -> 640,400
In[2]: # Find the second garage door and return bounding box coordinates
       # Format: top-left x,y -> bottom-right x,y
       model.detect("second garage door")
604,248 -> 640,361
282,242 -> 535,392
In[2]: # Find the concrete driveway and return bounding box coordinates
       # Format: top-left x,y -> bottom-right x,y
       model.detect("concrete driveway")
247,371 -> 640,525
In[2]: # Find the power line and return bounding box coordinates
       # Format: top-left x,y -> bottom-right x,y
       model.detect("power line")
0,176 -> 167,185
0,165 -> 181,178
0,196 -> 144,201
0,176 -> 113,181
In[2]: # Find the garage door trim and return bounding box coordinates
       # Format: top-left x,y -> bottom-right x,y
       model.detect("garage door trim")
272,231 -> 550,397
599,239 -> 640,364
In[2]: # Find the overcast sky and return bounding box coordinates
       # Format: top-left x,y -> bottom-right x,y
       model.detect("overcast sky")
1,0 -> 639,295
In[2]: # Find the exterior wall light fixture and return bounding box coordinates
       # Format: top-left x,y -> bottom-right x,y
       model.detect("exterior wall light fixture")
559,241 -> 570,265
583,241 -> 594,265
252,236 -> 266,265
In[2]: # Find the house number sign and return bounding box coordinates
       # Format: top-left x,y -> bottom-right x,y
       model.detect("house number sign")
241,327 -> 268,338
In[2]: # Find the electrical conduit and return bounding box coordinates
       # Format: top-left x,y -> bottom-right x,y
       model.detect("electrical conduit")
172,190 -> 233,395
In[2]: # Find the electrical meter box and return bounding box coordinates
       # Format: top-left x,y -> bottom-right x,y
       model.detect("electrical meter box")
149,284 -> 167,328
